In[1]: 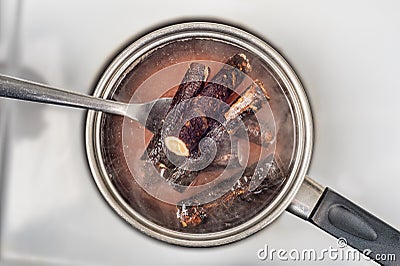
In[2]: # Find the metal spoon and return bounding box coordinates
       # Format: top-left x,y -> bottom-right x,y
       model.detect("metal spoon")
0,74 -> 171,133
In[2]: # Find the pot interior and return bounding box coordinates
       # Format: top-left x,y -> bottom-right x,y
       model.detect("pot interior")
86,24 -> 311,245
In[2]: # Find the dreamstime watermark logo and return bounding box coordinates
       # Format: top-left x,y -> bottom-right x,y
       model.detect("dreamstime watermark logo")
257,237 -> 397,262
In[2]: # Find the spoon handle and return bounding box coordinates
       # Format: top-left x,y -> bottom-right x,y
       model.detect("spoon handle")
0,74 -> 127,116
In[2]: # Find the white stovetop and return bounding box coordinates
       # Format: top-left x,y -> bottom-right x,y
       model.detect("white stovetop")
0,1 -> 399,265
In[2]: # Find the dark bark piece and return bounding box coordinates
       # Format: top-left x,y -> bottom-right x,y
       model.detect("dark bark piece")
164,167 -> 200,191
174,113 -> 209,155
225,79 -> 273,147
167,53 -> 252,156
143,62 -> 210,166
204,80 -> 268,167
176,154 -> 286,227
224,80 -> 268,122
200,53 -> 252,98
169,63 -> 211,110
165,80 -> 271,187
241,110 -> 275,146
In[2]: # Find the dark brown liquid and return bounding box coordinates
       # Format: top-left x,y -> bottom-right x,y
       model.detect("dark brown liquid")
99,38 -> 295,233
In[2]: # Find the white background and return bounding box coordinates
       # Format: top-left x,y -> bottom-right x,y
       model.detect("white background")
0,0 -> 399,265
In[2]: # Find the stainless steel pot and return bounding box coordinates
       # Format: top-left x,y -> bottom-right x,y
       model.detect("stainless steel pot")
85,22 -> 399,265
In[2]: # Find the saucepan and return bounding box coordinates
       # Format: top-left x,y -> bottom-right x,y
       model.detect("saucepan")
0,22 -> 398,265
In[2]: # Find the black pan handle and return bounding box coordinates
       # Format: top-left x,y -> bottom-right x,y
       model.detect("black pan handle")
288,177 -> 400,265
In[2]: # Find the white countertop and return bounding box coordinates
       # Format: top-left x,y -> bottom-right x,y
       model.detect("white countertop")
0,1 -> 399,265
